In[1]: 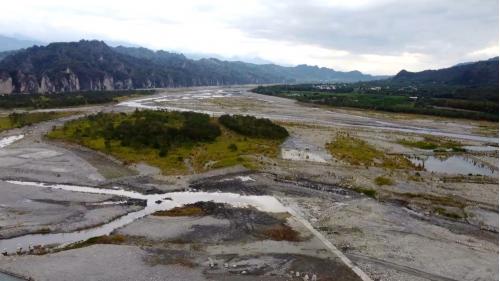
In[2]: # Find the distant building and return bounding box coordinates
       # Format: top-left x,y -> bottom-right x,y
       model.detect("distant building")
313,84 -> 336,90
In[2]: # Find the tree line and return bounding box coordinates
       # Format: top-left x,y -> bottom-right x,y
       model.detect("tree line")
0,90 -> 155,109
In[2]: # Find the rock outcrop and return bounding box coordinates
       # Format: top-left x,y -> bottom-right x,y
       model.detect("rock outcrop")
0,72 -> 13,94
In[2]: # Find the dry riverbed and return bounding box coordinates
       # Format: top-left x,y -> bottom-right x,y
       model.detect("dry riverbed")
0,85 -> 497,281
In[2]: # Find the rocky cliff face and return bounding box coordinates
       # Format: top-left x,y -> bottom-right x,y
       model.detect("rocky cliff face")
0,72 -> 13,93
0,69 -> 135,94
0,40 -> 381,94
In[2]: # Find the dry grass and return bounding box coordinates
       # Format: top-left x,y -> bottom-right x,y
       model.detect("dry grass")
0,111 -> 75,132
152,206 -> 204,217
261,224 -> 301,242
64,234 -> 127,250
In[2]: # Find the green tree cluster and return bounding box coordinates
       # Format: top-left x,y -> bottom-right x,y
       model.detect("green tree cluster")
68,110 -> 221,156
219,114 -> 289,139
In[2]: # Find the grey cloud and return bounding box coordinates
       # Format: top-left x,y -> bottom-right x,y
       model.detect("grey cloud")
231,0 -> 498,59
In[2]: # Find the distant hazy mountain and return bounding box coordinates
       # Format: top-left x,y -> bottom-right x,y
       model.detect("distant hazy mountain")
0,50 -> 19,61
183,52 -> 275,65
0,40 -> 382,94
114,46 -> 385,82
393,57 -> 499,86
0,35 -> 44,52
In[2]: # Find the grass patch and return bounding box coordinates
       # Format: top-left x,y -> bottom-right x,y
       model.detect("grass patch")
153,205 -> 204,217
352,186 -> 377,198
0,111 -> 74,132
398,135 -> 463,151
374,176 -> 394,186
326,132 -> 415,169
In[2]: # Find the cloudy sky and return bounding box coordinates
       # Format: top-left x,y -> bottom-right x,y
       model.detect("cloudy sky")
0,0 -> 498,75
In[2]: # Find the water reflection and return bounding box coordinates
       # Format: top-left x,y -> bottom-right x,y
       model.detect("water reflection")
407,155 -> 497,176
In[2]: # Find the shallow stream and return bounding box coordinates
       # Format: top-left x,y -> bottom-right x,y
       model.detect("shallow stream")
0,179 -> 287,253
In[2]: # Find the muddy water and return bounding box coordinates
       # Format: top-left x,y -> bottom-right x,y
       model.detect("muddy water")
407,155 -> 498,176
0,180 -> 287,253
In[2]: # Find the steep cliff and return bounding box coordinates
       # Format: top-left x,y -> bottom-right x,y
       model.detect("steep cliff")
0,40 -> 381,94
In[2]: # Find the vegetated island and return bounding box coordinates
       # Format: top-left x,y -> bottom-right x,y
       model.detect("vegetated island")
47,110 -> 289,174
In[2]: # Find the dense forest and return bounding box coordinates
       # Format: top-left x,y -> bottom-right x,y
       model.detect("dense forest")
0,90 -> 154,109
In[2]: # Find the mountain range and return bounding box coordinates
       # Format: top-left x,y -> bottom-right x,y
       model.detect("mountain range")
393,57 -> 498,86
0,37 -> 496,95
0,40 -> 384,94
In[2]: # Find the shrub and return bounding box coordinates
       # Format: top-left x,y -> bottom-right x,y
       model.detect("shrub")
228,143 -> 238,151
353,186 -> 377,198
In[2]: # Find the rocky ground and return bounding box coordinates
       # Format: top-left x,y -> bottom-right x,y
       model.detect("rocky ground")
0,85 -> 498,281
